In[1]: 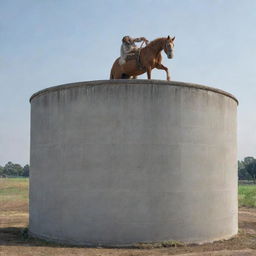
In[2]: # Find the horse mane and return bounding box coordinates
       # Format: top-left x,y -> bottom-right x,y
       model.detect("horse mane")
146,37 -> 166,48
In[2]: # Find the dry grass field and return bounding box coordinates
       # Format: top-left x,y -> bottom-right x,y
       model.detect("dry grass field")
1,178 -> 256,256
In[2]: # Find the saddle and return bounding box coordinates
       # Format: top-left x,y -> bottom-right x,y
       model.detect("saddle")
126,49 -> 145,71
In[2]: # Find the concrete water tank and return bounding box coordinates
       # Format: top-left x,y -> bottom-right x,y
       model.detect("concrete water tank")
29,80 -> 238,246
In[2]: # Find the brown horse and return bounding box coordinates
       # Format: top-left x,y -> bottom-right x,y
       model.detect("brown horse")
110,36 -> 175,80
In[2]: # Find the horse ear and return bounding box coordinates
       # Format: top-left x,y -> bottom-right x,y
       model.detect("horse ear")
167,35 -> 170,40
172,36 -> 175,41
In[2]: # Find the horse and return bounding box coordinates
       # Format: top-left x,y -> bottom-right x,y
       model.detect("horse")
110,36 -> 175,80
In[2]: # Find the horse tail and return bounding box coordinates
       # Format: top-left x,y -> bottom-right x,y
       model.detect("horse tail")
110,70 -> 114,79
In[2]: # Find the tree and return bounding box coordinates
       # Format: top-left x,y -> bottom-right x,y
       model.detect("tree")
0,165 -> 3,176
2,162 -> 24,177
246,160 -> 256,184
3,162 -> 17,176
238,160 -> 251,180
243,157 -> 255,166
242,157 -> 256,183
22,165 -> 30,177
14,163 -> 23,176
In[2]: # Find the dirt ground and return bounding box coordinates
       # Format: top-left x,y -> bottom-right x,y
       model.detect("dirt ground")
1,199 -> 256,256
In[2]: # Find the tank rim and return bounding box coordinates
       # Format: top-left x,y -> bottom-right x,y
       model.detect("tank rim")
29,79 -> 238,105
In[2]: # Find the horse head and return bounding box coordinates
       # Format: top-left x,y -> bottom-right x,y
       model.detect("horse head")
164,36 -> 175,59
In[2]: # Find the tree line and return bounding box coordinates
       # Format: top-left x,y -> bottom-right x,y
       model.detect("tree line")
0,157 -> 256,180
0,162 -> 29,177
238,157 -> 256,183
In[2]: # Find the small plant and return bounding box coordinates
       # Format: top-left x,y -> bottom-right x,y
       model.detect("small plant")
161,240 -> 184,247
134,240 -> 185,249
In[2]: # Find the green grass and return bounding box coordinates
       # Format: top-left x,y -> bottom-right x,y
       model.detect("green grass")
238,184 -> 256,207
0,178 -> 29,201
1,178 -> 256,208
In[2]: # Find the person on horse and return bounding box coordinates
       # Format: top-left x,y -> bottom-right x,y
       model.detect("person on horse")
119,36 -> 149,65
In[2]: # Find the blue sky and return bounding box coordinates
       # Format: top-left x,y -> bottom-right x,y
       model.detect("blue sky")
1,0 -> 256,165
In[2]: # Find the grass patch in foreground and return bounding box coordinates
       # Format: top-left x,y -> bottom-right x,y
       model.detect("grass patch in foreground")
239,185 -> 256,207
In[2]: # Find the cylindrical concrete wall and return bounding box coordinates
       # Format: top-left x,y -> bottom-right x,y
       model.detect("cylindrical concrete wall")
29,80 -> 238,246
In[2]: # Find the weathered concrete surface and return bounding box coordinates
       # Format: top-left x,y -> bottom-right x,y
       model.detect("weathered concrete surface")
29,80 -> 238,246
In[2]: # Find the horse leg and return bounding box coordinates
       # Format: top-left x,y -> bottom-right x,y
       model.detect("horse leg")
132,76 -> 137,79
146,67 -> 152,79
156,63 -> 170,81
